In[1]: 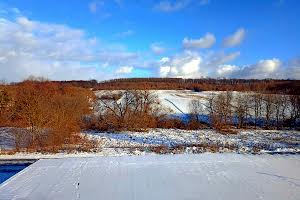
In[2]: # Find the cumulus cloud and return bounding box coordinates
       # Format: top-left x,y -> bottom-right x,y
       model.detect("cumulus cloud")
115,66 -> 133,74
150,43 -> 166,55
158,51 -> 205,78
216,58 -> 300,79
0,16 -> 138,82
158,50 -> 243,78
157,51 -> 300,80
233,58 -> 281,79
223,28 -> 246,47
183,33 -> 216,49
284,58 -> 300,79
217,65 -> 239,77
215,58 -> 298,79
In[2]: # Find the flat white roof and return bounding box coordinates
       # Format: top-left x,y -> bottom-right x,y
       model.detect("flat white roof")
0,154 -> 299,200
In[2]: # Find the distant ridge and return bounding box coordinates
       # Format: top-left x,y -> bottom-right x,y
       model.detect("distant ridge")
4,78 -> 299,95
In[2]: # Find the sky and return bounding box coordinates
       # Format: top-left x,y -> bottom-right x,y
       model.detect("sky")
0,0 -> 300,82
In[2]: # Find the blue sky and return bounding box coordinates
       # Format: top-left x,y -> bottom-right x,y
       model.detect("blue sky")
0,0 -> 299,81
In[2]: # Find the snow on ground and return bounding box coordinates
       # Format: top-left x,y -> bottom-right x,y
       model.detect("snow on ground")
0,154 -> 299,200
1,128 -> 299,159
154,90 -> 217,114
86,129 -> 300,154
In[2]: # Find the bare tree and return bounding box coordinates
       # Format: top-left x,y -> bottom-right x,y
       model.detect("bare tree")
234,93 -> 251,128
280,95 -> 289,125
97,90 -> 160,130
289,95 -> 300,128
189,99 -> 205,122
262,94 -> 275,129
208,91 -> 233,130
251,93 -> 263,128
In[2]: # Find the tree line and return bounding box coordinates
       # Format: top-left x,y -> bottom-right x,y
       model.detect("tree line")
46,78 -> 300,95
189,91 -> 300,131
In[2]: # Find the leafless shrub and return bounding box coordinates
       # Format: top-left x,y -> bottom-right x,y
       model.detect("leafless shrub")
96,90 -> 163,131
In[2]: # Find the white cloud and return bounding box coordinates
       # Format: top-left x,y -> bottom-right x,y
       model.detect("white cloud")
115,66 -> 133,74
216,58 -> 283,79
160,66 -> 171,77
0,16 -> 138,82
151,43 -> 166,54
157,51 -> 298,80
160,57 -> 170,63
156,51 -> 300,80
158,50 -> 242,78
255,59 -> 281,72
217,65 -> 239,77
16,17 -> 35,30
216,58 -> 300,79
159,51 -> 204,78
181,57 -> 201,75
183,33 -> 216,49
154,0 -> 190,12
223,28 -> 246,47
236,58 -> 281,79
284,58 -> 300,79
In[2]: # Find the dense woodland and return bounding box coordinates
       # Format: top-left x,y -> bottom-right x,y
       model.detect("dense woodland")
0,78 -> 299,152
53,78 -> 300,95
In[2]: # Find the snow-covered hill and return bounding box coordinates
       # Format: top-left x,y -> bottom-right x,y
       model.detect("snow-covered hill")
95,90 -> 220,115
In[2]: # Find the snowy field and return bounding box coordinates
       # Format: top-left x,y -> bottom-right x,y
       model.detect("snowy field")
86,129 -> 300,154
0,154 -> 299,200
1,128 -> 299,159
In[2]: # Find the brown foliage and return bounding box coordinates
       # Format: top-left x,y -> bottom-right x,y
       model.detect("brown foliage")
0,80 -> 95,151
157,118 -> 186,129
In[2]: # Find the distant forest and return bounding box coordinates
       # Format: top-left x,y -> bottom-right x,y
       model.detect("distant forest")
48,78 -> 299,95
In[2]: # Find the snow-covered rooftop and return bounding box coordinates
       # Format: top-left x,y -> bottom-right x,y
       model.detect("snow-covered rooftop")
0,154 -> 299,200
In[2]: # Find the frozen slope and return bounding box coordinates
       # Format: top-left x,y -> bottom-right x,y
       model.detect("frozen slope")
0,154 -> 299,200
155,90 -> 214,114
